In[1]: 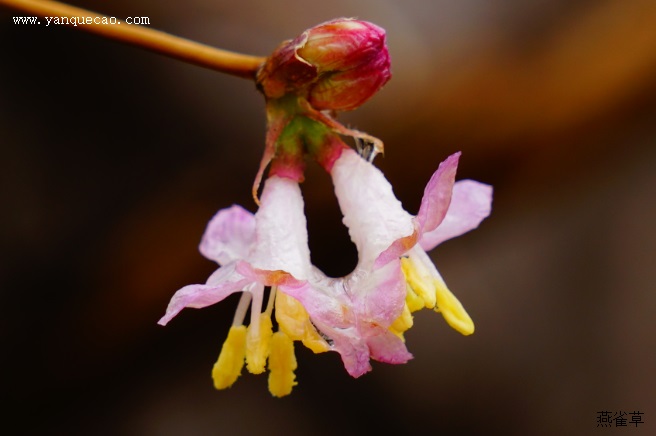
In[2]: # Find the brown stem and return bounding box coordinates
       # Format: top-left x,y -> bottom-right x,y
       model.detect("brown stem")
1,0 -> 266,79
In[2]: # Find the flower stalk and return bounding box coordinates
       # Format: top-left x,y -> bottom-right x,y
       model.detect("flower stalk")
0,0 -> 265,79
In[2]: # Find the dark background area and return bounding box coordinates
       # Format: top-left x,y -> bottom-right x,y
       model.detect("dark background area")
1,0 -> 655,434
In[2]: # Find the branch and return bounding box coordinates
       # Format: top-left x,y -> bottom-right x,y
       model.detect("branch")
1,0 -> 266,79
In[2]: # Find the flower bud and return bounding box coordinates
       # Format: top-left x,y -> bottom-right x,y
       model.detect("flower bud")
257,18 -> 391,111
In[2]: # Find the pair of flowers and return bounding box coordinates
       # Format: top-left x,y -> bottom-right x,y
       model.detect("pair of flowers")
158,144 -> 491,396
157,18 -> 492,397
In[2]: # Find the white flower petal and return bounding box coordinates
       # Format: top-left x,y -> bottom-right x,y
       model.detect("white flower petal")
250,176 -> 312,279
331,149 -> 414,268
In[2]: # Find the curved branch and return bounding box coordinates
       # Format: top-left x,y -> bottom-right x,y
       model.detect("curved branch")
0,0 -> 266,79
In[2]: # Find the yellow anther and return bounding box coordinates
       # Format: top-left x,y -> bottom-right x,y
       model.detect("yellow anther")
275,291 -> 330,353
246,313 -> 273,374
212,325 -> 247,390
405,284 -> 425,313
401,257 -> 436,309
434,278 -> 475,336
300,331 -> 331,353
390,303 -> 413,340
389,326 -> 404,340
268,332 -> 298,397
274,292 -> 305,338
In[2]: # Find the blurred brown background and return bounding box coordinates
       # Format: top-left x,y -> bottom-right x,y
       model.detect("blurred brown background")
1,0 -> 655,434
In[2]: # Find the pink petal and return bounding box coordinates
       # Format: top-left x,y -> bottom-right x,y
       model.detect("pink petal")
199,205 -> 256,265
374,229 -> 418,269
415,152 -> 460,235
353,260 -> 406,328
280,262 -> 409,377
420,180 -> 492,251
236,261 -> 307,289
278,281 -> 353,329
329,331 -> 373,377
158,263 -> 249,326
280,281 -> 374,377
367,330 -> 413,364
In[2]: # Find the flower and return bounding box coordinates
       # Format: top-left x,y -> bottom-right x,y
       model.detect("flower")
330,148 -> 492,339
159,148 -> 491,394
158,175 -> 329,397
278,147 -> 492,377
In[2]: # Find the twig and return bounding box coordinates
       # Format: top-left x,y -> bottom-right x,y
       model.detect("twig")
1,0 -> 266,79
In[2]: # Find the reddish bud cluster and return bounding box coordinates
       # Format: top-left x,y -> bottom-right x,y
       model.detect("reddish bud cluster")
257,18 -> 391,111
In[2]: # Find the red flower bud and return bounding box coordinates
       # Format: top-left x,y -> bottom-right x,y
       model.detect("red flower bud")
257,18 -> 391,111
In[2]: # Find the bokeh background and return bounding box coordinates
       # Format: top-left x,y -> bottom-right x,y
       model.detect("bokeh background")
2,0 -> 655,434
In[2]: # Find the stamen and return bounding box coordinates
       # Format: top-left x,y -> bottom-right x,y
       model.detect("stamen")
268,331 -> 298,397
265,286 -> 277,316
390,303 -> 413,340
212,325 -> 247,389
400,257 -> 437,308
405,284 -> 425,312
232,292 -> 253,326
246,313 -> 273,374
248,283 -> 265,334
275,291 -> 330,353
433,278 -> 475,336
